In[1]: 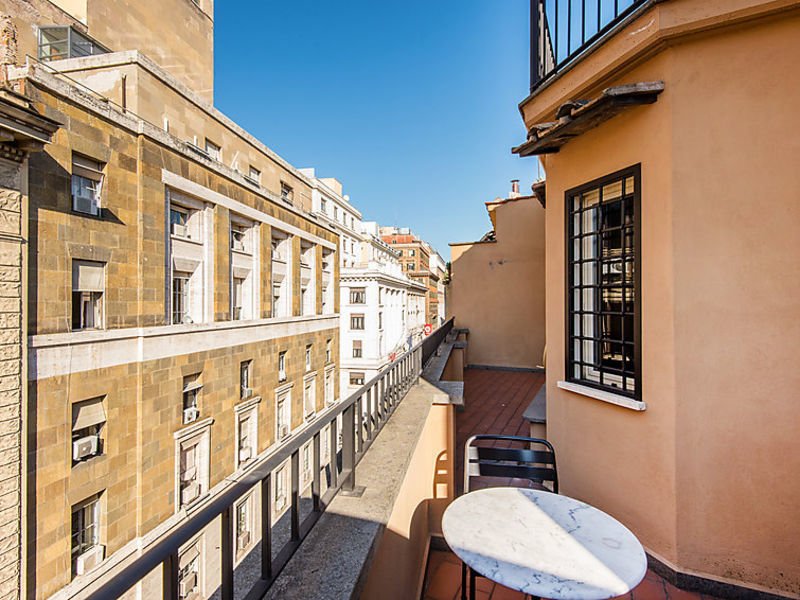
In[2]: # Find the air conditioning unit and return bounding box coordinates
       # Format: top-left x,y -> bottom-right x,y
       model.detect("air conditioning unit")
181,482 -> 200,505
278,370 -> 286,382
74,545 -> 104,575
179,571 -> 197,598
242,387 -> 252,399
183,407 -> 199,424
237,531 -> 250,549
72,435 -> 99,461
172,223 -> 189,238
73,194 -> 99,216
239,446 -> 251,463
278,424 -> 288,439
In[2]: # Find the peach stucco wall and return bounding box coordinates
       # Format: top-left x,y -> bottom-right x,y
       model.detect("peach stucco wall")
360,400 -> 455,600
530,3 -> 800,595
449,197 -> 546,369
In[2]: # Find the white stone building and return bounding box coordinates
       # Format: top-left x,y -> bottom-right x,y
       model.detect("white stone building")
338,224 -> 427,399
300,168 -> 362,269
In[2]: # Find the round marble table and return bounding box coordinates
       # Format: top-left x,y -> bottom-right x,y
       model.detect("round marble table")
442,488 -> 647,600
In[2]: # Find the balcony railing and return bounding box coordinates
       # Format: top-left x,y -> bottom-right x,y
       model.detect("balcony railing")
83,318 -> 454,600
530,0 -> 650,92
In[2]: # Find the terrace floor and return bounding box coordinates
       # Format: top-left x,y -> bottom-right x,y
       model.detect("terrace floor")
423,367 -> 718,600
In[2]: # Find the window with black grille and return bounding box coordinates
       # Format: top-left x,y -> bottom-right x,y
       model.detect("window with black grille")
566,165 -> 640,399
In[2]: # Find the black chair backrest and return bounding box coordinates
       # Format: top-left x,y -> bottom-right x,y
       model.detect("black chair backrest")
464,434 -> 558,494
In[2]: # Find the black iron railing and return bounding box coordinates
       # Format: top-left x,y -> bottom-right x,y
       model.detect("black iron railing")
530,0 -> 650,92
83,318 -> 454,600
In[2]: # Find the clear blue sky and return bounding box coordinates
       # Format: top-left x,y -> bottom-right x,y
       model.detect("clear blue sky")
214,1 -> 540,260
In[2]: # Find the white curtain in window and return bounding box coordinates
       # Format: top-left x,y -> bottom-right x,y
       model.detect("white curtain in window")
72,260 -> 104,292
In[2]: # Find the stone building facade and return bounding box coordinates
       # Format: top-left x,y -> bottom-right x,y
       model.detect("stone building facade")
0,1 -> 342,598
0,88 -> 59,600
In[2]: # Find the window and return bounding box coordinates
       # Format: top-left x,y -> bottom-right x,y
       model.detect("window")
325,339 -> 331,363
278,352 -> 287,382
71,260 -> 104,330
179,441 -> 201,505
276,392 -> 290,440
248,166 -> 261,185
178,544 -> 200,599
275,463 -> 288,509
272,284 -> 281,319
305,344 -> 312,372
71,398 -> 105,464
350,314 -> 365,330
406,263 -> 414,271
320,198 -> 327,213
230,224 -> 247,252
324,368 -> 333,406
378,312 -> 383,330
410,249 -> 416,257
280,182 -> 293,204
39,26 -> 108,61
566,165 -> 640,399
172,272 -> 191,325
236,498 -> 252,554
238,414 -> 253,466
301,442 -> 312,486
170,205 -> 193,239
240,361 -> 251,399
232,277 -> 244,320
333,206 -> 338,220
350,288 -> 366,304
71,494 -> 101,577
205,139 -> 221,161
349,372 -> 365,386
71,155 -> 103,216
352,340 -> 362,358
182,374 -> 201,424
303,376 -> 315,419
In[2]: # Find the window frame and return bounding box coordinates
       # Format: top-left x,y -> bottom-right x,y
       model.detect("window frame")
565,164 -> 642,401
70,493 -> 101,572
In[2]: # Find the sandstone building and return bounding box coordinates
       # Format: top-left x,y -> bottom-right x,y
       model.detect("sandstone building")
0,1 -> 343,598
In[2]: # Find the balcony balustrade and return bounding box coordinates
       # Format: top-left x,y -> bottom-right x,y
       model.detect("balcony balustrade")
530,0 -> 649,92
82,319 -> 454,600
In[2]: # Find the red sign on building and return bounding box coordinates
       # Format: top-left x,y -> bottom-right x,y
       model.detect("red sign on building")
423,324 -> 432,336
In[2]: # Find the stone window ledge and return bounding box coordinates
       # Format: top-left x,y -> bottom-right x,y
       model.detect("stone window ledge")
557,380 -> 646,411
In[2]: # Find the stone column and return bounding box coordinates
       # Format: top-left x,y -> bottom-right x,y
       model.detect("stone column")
0,151 -> 23,600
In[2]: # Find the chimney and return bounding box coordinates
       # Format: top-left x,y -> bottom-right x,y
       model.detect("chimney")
510,179 -> 520,199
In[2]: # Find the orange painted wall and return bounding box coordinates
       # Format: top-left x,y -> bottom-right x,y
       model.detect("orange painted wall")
449,197 -> 546,369
527,3 -> 800,595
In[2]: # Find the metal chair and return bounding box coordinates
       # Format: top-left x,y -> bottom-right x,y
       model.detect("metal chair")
460,434 -> 558,600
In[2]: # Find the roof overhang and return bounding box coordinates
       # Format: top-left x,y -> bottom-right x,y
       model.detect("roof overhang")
513,81 -> 664,157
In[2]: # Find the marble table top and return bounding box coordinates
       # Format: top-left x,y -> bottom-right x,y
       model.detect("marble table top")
442,488 -> 647,600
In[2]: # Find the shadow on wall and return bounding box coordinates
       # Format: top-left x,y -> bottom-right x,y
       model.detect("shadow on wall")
448,195 -> 546,370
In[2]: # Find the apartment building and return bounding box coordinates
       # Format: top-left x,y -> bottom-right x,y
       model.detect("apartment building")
380,227 -> 442,326
339,222 -> 426,399
507,0 -> 800,596
301,168 -> 362,269
0,1 -> 341,598
428,249 -> 446,327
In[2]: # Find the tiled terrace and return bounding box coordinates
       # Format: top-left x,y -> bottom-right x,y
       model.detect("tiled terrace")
423,367 -> 720,600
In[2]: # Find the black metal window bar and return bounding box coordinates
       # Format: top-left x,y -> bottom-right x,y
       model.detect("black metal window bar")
530,0 -> 649,92
566,165 -> 640,399
37,26 -> 110,62
83,318 -> 454,600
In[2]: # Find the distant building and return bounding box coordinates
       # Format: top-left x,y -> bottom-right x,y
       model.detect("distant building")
380,227 -> 444,326
339,223 -> 427,399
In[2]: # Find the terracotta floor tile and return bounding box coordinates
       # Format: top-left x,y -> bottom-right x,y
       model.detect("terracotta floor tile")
489,584 -> 527,599
425,559 -> 462,600
633,578 -> 668,600
664,581 -> 702,600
